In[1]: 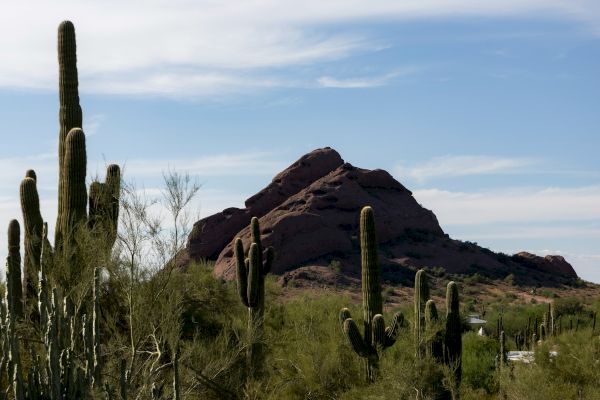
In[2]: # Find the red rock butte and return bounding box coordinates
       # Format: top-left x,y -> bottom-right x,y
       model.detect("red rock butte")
179,147 -> 577,286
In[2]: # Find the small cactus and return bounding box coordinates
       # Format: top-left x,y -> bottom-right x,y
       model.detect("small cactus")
20,175 -> 43,307
414,269 -> 430,359
235,217 -> 274,378
444,281 -> 462,387
540,323 -> 546,341
499,331 -> 507,368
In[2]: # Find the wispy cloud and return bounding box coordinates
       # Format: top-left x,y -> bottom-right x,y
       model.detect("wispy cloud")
413,185 -> 600,225
85,114 -> 106,136
1,1 -> 600,96
317,67 -> 421,88
396,155 -> 536,182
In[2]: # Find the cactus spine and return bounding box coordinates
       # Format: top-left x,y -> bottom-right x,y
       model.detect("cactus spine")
56,20 -> 83,246
20,175 -> 43,308
235,217 -> 274,378
444,281 -> 462,387
414,269 -> 430,359
339,206 -> 402,382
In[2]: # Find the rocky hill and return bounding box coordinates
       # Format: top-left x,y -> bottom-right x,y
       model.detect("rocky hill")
180,148 -> 577,286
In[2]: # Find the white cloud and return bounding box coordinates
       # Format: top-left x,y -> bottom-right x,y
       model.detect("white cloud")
413,186 -> 600,226
1,1 -> 600,96
396,155 -> 536,182
412,184 -> 600,282
317,67 -> 421,88
85,114 -> 105,136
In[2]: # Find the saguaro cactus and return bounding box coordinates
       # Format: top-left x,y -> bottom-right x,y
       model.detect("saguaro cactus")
414,269 -> 430,359
7,219 -> 24,318
499,331 -> 507,368
20,175 -> 43,305
89,164 -> 121,248
444,281 -> 462,387
56,20 -> 83,246
235,217 -> 274,377
339,206 -> 403,382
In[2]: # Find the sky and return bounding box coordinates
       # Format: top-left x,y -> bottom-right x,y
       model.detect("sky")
0,1 -> 599,281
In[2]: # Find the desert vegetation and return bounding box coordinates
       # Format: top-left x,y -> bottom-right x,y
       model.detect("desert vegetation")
1,20 -> 600,400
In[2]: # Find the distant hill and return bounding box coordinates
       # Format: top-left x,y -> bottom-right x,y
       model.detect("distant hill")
179,147 -> 577,286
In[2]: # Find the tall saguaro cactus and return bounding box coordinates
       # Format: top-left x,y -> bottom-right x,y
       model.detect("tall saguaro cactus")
444,281 -> 462,387
339,206 -> 403,382
414,269 -> 430,359
20,175 -> 43,305
235,217 -> 274,377
56,20 -> 83,246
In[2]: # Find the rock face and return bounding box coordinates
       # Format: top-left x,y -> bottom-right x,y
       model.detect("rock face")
185,147 -> 344,261
181,147 -> 578,285
512,252 -> 578,278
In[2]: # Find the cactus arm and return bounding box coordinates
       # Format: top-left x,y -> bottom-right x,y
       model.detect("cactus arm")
343,318 -> 369,358
250,217 -> 262,256
247,243 -> 260,308
234,238 -> 249,307
339,308 -> 352,329
25,169 -> 37,181
105,164 -> 121,239
372,314 -> 386,350
7,219 -> 24,318
425,299 -> 438,324
58,127 -> 87,248
384,311 -> 403,348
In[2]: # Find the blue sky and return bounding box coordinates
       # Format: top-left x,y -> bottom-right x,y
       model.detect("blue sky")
1,1 -> 599,281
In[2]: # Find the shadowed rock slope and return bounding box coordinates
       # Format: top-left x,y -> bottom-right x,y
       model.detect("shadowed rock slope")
181,147 -> 577,286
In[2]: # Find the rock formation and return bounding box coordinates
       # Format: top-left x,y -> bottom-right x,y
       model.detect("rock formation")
180,147 -> 578,286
